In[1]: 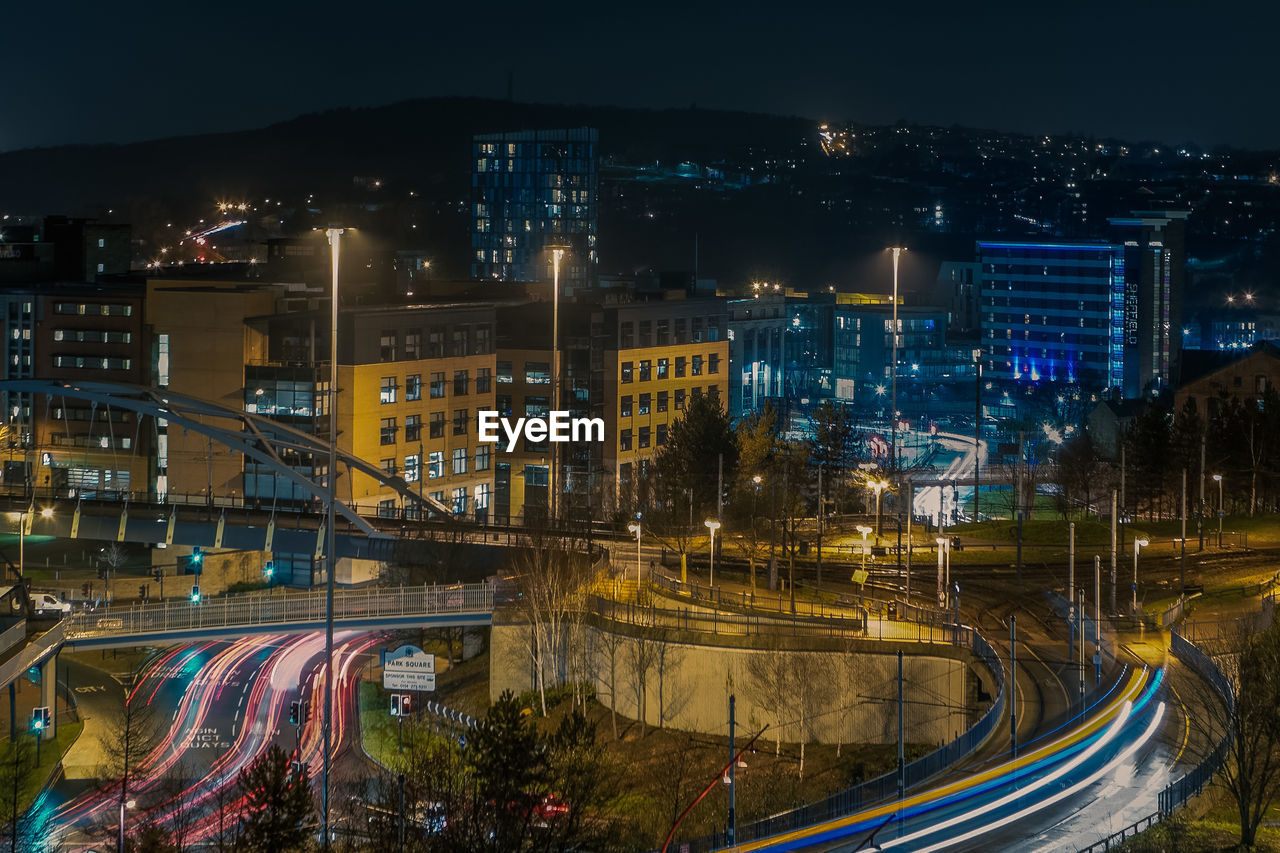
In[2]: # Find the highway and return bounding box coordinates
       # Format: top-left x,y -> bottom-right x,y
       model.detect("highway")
41,631 -> 382,850
727,667 -> 1168,852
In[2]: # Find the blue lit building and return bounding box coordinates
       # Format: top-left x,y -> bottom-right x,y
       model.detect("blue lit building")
978,210 -> 1188,399
471,128 -> 598,291
977,241 -> 1123,391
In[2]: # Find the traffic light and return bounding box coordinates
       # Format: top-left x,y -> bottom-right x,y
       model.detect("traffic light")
289,700 -> 307,726
30,706 -> 49,732
139,585 -> 147,602
153,569 -> 163,583
400,695 -> 412,716
390,694 -> 402,717
190,585 -> 200,604
264,560 -> 274,580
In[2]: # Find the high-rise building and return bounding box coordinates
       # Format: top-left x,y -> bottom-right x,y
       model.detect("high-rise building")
977,210 -> 1188,399
471,128 -> 598,291
977,240 -> 1123,391
726,294 -> 786,418
1109,210 -> 1189,398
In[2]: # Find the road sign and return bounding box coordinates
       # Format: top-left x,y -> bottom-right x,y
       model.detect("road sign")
382,644 -> 436,691
851,569 -> 869,586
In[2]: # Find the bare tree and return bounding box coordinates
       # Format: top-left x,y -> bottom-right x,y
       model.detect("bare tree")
0,734 -> 37,853
96,667 -> 162,852
594,628 -> 627,740
628,627 -> 660,738
746,640 -> 793,757
512,526 -> 594,715
653,627 -> 689,730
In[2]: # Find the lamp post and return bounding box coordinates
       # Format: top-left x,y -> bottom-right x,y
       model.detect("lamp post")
888,246 -> 906,470
1132,537 -> 1149,615
935,536 -> 950,609
550,246 -> 565,526
627,520 -> 642,602
972,348 -> 982,522
868,478 -> 890,542
705,520 -> 721,588
322,225 -> 343,852
1212,473 -> 1224,547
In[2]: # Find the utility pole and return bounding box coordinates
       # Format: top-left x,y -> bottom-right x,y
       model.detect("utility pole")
816,465 -> 823,587
904,477 -> 912,604
973,349 -> 982,522
1077,588 -> 1086,715
1009,615 -> 1017,757
1180,468 -> 1187,595
728,694 -> 737,845
1109,490 -> 1117,613
890,247 -> 903,471
1118,443 -> 1126,557
1093,555 -> 1102,684
1068,522 -> 1075,607
1199,431 -> 1206,551
897,649 -> 905,814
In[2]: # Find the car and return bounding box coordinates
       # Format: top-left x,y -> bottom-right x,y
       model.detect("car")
32,594 -> 72,616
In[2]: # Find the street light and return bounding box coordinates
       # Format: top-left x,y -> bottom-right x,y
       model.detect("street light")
705,520 -> 722,587
1132,537 -> 1149,614
549,245 -> 566,526
1212,473 -> 1224,547
935,536 -> 951,609
888,246 -> 906,470
867,478 -> 890,541
627,520 -> 642,602
321,225 -> 344,852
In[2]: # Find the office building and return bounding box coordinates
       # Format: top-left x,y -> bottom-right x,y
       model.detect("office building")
471,128 -> 598,291
727,293 -> 786,418
1109,210 -> 1189,397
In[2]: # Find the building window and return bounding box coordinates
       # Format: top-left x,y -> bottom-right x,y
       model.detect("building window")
692,355 -> 703,376
476,368 -> 492,394
451,328 -> 470,357
639,426 -> 650,448
657,423 -> 668,445
657,391 -> 668,412
621,361 -> 633,383
657,358 -> 669,379
692,386 -> 702,401
380,457 -> 397,476
476,445 -> 492,471
404,330 -> 421,359
380,377 -> 398,404
620,321 -> 634,349
709,384 -> 720,402
453,409 -> 468,435
380,417 -> 398,445
404,454 -> 421,483
675,389 -> 686,410
405,414 -> 422,442
406,374 -> 421,401
427,327 -> 444,357
475,482 -> 491,511
157,334 -> 170,387
709,353 -> 720,374
620,429 -> 632,451
639,393 -> 650,415
497,361 -> 513,383
675,318 -> 688,344
452,447 -> 468,475
454,370 -> 470,395
452,488 -> 467,515
657,320 -> 670,346
525,361 -> 550,385
639,360 -> 651,381
380,331 -> 397,361
429,412 -> 445,439
378,499 -> 396,518
96,263 -> 105,274
675,356 -> 686,378
430,372 -> 446,398
428,451 -> 444,479
620,395 -> 633,418
638,320 -> 651,346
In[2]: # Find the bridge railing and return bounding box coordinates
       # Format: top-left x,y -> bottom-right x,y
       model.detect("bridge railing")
63,582 -> 494,640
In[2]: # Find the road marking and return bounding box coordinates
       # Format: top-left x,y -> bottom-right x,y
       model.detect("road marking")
1169,683 -> 1190,763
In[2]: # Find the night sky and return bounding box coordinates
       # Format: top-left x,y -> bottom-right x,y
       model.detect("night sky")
7,0 -> 1276,152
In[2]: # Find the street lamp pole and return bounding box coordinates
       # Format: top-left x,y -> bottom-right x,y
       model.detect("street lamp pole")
628,521 -> 642,602
550,247 -> 565,526
889,247 -> 904,471
1132,537 -> 1149,615
322,226 -> 343,852
705,520 -> 721,588
1213,473 -> 1224,547
972,348 -> 982,522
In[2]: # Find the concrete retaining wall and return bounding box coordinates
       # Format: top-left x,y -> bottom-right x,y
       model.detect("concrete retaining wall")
491,619 -> 971,746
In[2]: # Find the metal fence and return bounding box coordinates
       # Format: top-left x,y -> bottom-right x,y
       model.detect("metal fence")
672,630 -> 1006,853
63,582 -> 495,641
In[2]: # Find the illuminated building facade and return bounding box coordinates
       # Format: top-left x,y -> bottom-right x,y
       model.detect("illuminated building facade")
471,128 -> 598,291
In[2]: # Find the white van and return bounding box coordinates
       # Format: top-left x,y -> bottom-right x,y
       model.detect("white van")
32,594 -> 72,616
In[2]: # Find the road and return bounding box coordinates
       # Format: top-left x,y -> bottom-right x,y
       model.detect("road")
41,631 -> 383,850
728,666 -> 1170,852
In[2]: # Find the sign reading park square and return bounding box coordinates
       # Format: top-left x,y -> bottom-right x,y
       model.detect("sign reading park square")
382,644 -> 436,692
